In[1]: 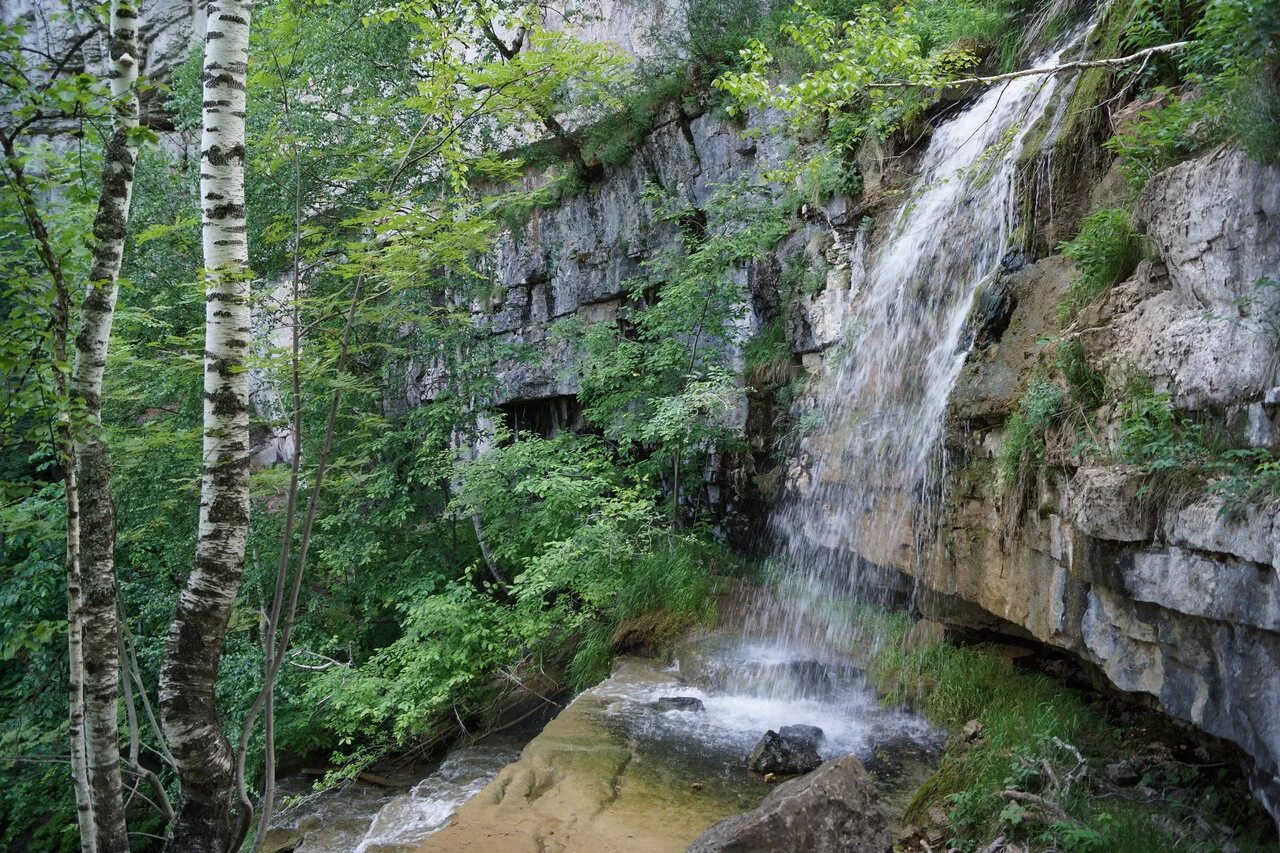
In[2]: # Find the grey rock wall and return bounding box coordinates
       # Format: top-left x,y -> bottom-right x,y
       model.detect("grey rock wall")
407,104 -> 797,410
911,148 -> 1280,819
5,0 -> 201,108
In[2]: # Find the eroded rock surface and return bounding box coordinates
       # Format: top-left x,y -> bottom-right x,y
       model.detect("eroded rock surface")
688,755 -> 891,853
904,147 -> 1280,819
418,658 -> 770,853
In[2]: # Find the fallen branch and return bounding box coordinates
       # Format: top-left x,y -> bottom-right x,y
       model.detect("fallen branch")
869,41 -> 1190,89
997,790 -> 1073,823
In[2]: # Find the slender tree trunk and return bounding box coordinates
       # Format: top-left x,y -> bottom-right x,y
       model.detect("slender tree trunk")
73,0 -> 143,847
0,139 -> 97,853
159,0 -> 253,849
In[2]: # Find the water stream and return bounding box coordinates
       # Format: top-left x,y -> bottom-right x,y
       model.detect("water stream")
263,741 -> 522,853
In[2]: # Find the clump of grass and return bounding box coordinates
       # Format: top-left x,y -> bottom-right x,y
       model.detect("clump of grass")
999,377 -> 1066,486
579,71 -> 693,169
743,318 -> 793,388
1058,208 -> 1143,321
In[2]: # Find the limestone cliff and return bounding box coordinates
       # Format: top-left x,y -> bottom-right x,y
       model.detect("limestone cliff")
917,147 -> 1280,817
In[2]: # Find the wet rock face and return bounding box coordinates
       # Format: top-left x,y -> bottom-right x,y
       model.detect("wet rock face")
653,696 -> 705,712
912,147 -> 1280,822
689,755 -> 891,853
748,730 -> 823,775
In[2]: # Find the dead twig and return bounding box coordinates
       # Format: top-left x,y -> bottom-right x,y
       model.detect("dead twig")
997,790 -> 1073,823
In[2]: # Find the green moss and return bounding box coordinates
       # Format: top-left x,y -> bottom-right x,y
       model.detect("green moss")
1057,0 -> 1137,155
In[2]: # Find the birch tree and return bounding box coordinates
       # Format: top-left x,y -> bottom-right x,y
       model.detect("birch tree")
73,1 -> 144,848
2,3 -> 146,847
158,0 -> 254,847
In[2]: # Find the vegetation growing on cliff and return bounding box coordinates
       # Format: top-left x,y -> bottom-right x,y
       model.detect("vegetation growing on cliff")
863,612 -> 1277,852
1109,0 -> 1280,183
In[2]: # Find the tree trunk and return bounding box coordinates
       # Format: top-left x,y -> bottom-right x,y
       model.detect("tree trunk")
159,0 -> 253,848
73,0 -> 143,847
0,139 -> 96,853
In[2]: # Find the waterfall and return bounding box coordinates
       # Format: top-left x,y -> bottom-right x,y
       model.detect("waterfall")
751,30 -> 1090,664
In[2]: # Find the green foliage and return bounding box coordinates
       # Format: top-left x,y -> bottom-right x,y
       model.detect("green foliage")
1114,377 -> 1208,474
1058,208 -> 1142,320
1053,338 -> 1106,412
1212,451 -> 1280,517
794,147 -> 862,204
1109,0 -> 1280,184
566,178 -> 793,504
716,1 -> 984,147
312,430 -> 721,748
998,377 -> 1065,485
743,317 -> 793,380
579,71 -> 692,168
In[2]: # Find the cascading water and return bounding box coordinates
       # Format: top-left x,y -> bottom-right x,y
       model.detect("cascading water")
748,29 -> 1091,663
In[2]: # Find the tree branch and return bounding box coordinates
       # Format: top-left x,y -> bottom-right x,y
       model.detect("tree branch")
869,41 -> 1190,89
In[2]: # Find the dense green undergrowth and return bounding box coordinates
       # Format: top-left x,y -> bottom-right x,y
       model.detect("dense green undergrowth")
858,612 -> 1277,852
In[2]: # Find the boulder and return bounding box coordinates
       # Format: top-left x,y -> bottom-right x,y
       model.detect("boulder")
902,619 -> 948,652
763,659 -> 834,698
653,696 -> 705,712
778,724 -> 825,749
748,730 -> 823,775
688,755 -> 891,853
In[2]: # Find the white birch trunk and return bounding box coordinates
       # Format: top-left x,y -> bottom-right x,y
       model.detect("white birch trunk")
158,0 -> 253,848
64,463 -> 95,853
72,0 -> 143,847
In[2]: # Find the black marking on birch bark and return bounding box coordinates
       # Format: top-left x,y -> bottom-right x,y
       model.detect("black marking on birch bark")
207,202 -> 245,219
203,143 -> 246,165
204,72 -> 246,91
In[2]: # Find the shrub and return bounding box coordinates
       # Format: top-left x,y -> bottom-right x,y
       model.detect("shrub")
1058,208 -> 1142,320
1108,0 -> 1280,184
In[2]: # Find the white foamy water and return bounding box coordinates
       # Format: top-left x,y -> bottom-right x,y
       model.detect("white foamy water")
265,741 -> 520,853
757,29 -> 1091,656
594,641 -> 940,777
351,744 -> 520,853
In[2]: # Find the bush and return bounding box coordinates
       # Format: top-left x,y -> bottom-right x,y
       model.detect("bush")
1058,208 -> 1142,320
1108,0 -> 1280,184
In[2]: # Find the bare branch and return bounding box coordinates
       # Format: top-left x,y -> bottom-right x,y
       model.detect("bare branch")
869,41 -> 1190,89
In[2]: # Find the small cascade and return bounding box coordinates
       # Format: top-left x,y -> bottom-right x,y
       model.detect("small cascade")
263,740 -> 521,853
749,31 -> 1091,665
